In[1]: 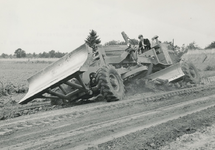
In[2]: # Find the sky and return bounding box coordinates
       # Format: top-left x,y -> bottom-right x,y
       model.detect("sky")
0,0 -> 215,54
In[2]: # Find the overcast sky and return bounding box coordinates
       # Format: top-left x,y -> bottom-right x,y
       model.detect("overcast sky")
0,0 -> 215,54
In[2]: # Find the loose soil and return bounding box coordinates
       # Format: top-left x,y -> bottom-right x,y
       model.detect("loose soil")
1,88 -> 215,149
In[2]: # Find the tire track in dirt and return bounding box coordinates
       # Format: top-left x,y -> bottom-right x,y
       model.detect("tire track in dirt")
0,84 -> 214,137
75,103 -> 215,150
1,93 -> 215,150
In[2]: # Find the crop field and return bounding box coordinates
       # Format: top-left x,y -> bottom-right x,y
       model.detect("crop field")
0,49 -> 214,86
0,59 -> 55,85
0,51 -> 215,103
0,58 -> 57,103
1,51 -> 215,150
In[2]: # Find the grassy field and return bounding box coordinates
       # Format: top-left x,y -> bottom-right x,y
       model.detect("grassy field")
0,58 -> 57,102
0,58 -> 59,62
0,58 -> 57,85
0,51 -> 215,87
0,50 -> 215,103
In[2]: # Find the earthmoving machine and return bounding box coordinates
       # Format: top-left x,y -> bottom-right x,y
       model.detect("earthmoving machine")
19,32 -> 200,104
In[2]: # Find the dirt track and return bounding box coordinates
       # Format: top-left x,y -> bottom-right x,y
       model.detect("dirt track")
1,87 -> 215,150
160,123 -> 215,150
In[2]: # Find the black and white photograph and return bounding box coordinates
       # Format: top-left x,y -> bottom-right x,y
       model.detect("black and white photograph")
0,0 -> 215,149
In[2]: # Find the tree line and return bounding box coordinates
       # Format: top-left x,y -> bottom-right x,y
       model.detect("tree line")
1,30 -> 215,58
1,48 -> 67,58
85,30 -> 215,51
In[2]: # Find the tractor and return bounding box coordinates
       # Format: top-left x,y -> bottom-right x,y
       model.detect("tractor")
19,32 -> 200,104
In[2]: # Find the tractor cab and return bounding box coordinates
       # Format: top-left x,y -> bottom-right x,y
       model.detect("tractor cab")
139,35 -> 174,66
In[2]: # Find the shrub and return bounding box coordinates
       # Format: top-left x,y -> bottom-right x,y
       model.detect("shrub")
205,41 -> 215,49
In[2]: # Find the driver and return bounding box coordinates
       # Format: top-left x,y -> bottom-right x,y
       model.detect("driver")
138,35 -> 151,54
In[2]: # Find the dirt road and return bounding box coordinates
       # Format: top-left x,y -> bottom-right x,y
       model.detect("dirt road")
1,87 -> 215,150
160,123 -> 215,150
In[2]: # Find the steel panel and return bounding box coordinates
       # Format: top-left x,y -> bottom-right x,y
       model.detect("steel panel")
19,44 -> 90,104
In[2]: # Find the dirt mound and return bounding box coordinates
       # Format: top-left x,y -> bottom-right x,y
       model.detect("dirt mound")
0,81 -> 28,97
124,78 -> 196,97
182,50 -> 215,71
0,102 -> 62,121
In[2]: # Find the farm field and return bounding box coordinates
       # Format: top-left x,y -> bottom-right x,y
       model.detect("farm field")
0,50 -> 215,106
0,59 -> 56,85
0,49 -> 215,85
1,0 -> 214,149
0,50 -> 215,87
1,51 -> 215,149
0,59 -> 57,104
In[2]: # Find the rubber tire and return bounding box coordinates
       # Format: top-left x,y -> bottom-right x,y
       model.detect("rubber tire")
96,66 -> 125,102
181,61 -> 200,84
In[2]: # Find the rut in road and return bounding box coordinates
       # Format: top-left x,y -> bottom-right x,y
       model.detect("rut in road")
1,93 -> 215,150
1,85 -> 209,132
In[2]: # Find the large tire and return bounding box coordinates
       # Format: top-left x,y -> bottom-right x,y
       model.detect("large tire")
181,61 -> 200,84
96,66 -> 125,102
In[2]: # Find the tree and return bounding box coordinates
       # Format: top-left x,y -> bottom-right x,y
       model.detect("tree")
49,50 -> 55,58
104,40 -> 118,46
26,53 -> 33,58
85,30 -> 101,52
1,53 -> 8,58
0,51 -> 67,58
14,48 -> 26,58
186,42 -> 201,50
32,52 -> 36,58
42,52 -> 49,58
118,41 -> 126,45
205,41 -> 215,49
55,51 -> 67,58
104,39 -> 138,46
